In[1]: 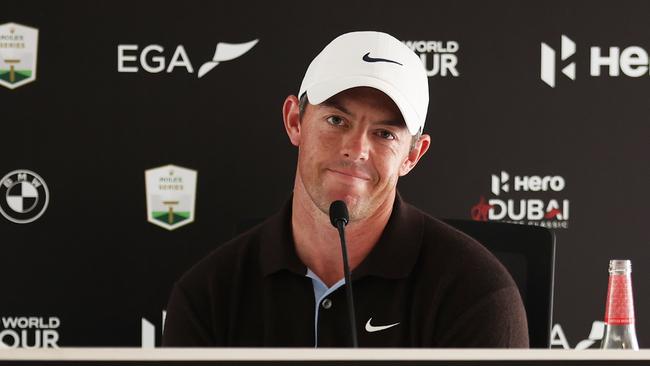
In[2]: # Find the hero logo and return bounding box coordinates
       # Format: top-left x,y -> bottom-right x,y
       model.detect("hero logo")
141,311 -> 166,348
541,34 -> 650,87
472,171 -> 570,229
490,171 -> 565,196
540,35 -> 576,88
403,40 -> 459,77
117,40 -> 258,78
0,316 -> 60,348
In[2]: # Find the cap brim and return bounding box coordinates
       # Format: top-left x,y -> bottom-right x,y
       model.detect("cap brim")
305,76 -> 422,135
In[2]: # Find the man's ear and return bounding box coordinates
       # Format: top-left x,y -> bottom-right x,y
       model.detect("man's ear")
283,95 -> 301,147
399,134 -> 431,176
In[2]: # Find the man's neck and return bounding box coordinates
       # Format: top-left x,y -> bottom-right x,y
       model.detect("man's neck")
291,176 -> 395,287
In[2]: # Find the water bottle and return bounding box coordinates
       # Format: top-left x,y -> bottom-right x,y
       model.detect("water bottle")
601,259 -> 639,349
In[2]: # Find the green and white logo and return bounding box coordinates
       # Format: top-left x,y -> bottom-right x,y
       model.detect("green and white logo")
145,164 -> 197,231
0,22 -> 38,89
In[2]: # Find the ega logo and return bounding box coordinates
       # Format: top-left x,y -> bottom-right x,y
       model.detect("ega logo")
117,40 -> 258,78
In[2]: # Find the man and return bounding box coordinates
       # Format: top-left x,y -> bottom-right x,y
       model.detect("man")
162,31 -> 528,347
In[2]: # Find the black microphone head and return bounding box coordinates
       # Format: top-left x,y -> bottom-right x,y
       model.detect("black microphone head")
329,200 -> 349,228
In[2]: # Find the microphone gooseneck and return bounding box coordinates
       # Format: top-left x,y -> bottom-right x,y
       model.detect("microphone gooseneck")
328,200 -> 358,348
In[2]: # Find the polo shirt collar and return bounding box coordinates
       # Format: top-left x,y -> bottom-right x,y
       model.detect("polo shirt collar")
259,193 -> 424,280
352,193 -> 424,280
259,197 -> 307,277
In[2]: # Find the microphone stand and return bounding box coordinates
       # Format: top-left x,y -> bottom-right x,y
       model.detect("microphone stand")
330,201 -> 359,348
335,219 -> 358,348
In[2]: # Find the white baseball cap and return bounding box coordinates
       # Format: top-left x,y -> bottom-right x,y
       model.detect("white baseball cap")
298,31 -> 429,135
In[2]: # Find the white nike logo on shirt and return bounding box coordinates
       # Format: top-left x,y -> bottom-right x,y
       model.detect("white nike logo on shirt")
365,318 -> 400,332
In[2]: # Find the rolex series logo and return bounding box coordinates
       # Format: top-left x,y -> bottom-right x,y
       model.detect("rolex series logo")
0,22 -> 39,89
145,165 -> 197,231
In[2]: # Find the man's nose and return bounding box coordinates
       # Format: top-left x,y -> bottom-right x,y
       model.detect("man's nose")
342,129 -> 370,161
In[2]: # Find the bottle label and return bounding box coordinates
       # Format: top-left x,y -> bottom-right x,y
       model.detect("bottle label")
604,274 -> 635,325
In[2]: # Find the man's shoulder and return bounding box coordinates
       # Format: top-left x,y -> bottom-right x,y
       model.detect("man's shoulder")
389,199 -> 528,347
403,202 -> 486,254
175,214 -> 276,287
403,202 -> 516,288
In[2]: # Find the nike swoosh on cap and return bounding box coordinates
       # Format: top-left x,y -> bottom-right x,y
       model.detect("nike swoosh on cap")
365,318 -> 400,333
362,52 -> 403,66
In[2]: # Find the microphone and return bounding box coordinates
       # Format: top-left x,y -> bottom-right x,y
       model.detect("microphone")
329,200 -> 349,227
329,200 -> 358,348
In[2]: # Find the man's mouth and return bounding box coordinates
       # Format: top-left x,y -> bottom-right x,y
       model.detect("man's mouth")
327,168 -> 372,181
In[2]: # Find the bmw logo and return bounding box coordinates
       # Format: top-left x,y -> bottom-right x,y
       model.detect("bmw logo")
0,170 -> 49,224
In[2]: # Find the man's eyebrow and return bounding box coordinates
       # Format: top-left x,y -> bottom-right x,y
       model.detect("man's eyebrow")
377,119 -> 406,127
320,100 -> 353,116
319,100 -> 406,128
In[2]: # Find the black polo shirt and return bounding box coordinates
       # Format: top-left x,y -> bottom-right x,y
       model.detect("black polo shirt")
162,194 -> 528,347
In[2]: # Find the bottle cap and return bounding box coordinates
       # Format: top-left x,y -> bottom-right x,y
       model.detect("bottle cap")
609,259 -> 632,274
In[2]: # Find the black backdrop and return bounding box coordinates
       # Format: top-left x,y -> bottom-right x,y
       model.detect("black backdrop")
2,0 -> 649,348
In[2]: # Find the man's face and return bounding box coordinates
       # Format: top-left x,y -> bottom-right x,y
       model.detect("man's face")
292,87 -> 422,221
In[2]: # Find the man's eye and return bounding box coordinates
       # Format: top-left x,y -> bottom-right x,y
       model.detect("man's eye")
326,116 -> 344,126
377,130 -> 396,140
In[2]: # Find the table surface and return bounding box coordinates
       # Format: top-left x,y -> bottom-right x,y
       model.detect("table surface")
0,348 -> 649,361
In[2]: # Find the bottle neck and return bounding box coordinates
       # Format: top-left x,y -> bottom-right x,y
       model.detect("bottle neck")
604,273 -> 635,325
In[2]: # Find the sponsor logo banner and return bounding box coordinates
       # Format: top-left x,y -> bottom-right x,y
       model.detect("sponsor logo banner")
0,22 -> 38,89
471,171 -> 570,229
403,40 -> 459,77
551,321 -> 605,349
141,311 -> 166,348
541,34 -> 650,87
117,40 -> 258,78
145,164 -> 197,231
0,170 -> 49,224
0,316 -> 60,348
